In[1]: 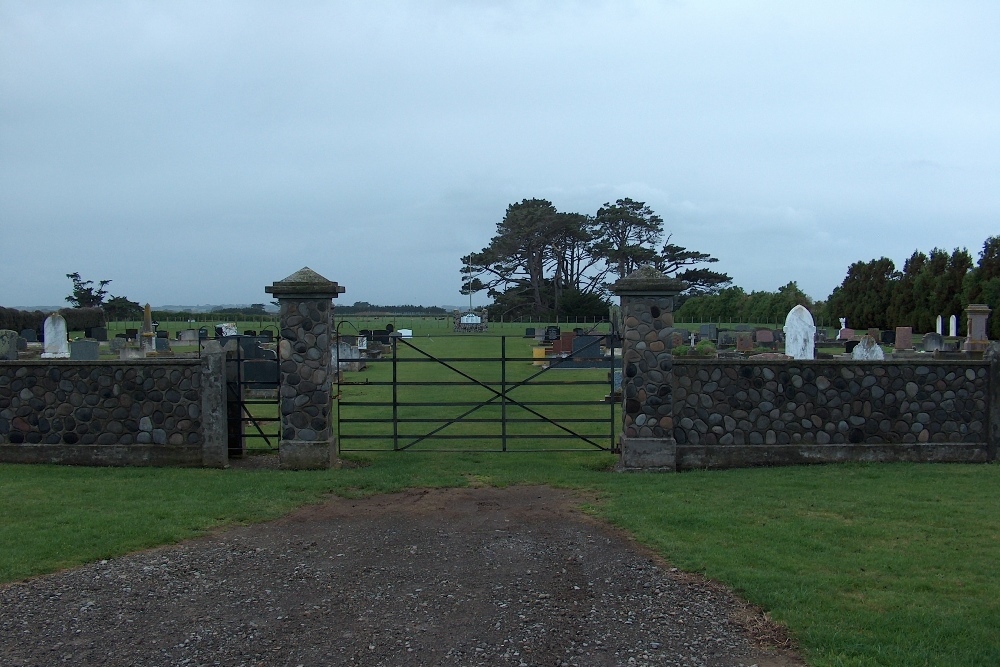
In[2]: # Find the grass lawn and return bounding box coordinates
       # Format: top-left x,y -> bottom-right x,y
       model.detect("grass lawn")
0,458 -> 997,667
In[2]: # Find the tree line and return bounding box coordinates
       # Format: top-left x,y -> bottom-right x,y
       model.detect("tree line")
462,197 -> 730,319
823,237 -> 1000,337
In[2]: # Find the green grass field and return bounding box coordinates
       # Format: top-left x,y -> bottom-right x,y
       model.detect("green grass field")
0,459 -> 997,666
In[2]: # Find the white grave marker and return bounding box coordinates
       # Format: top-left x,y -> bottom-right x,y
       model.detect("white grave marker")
949,315 -> 958,337
41,314 -> 70,358
851,335 -> 885,360
783,305 -> 816,360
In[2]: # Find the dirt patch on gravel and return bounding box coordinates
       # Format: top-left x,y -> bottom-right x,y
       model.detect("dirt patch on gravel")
0,486 -> 804,666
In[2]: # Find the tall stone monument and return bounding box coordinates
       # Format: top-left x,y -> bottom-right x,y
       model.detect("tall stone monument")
611,266 -> 685,470
265,267 -> 345,469
782,305 -> 816,360
962,304 -> 992,354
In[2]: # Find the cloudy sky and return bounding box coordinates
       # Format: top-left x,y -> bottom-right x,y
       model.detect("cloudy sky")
2,1 -> 998,309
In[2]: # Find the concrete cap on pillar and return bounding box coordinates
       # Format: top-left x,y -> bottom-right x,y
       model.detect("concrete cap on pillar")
265,267 -> 346,299
610,265 -> 686,296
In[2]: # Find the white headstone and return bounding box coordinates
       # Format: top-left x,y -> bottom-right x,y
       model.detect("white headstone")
460,313 -> 481,324
851,335 -> 885,360
41,314 -> 70,358
936,315 -> 943,335
398,329 -> 413,338
783,305 -> 816,360
949,315 -> 958,337
839,317 -> 847,330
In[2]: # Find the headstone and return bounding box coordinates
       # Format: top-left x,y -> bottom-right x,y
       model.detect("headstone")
524,327 -> 536,338
880,330 -> 896,345
119,347 -> 145,360
109,337 -> 126,353
962,304 -> 992,353
41,314 -> 70,358
215,323 -> 238,337
70,340 -> 100,360
851,335 -> 884,360
258,329 -> 274,341
125,328 -> 139,338
736,331 -> 754,352
782,305 -> 816,360
717,331 -> 737,347
735,324 -> 751,332
572,335 -> 603,358
198,327 -> 209,339
154,337 -> 170,352
754,329 -> 774,344
19,329 -> 37,343
699,324 -> 718,341
243,330 -> 257,337
16,336 -> 27,352
179,329 -> 198,342
949,314 -> 958,337
922,332 -> 944,352
894,326 -> 913,351
936,315 -> 943,335
0,330 -> 18,360
544,326 -> 560,342
867,328 -> 880,341
845,340 -> 859,354
85,326 -> 108,341
838,327 -> 855,341
156,330 -> 169,339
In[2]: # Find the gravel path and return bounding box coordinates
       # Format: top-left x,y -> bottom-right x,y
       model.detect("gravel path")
0,486 -> 803,666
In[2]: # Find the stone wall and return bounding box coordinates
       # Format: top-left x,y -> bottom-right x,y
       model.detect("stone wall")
671,359 -> 994,470
0,357 -> 226,467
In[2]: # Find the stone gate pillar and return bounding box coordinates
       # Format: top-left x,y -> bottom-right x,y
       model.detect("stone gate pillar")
611,266 -> 685,470
265,267 -> 345,469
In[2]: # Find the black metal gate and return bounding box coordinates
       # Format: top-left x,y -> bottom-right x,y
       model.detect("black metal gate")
220,333 -> 280,456
336,335 -> 618,453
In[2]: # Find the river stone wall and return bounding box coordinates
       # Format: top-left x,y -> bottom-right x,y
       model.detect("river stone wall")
0,359 -> 210,466
671,359 -> 993,469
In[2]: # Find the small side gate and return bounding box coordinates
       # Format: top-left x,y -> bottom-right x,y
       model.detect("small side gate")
336,335 -> 618,453
219,334 -> 280,457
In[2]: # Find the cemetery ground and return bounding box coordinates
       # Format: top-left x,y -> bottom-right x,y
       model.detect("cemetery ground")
1,458 -> 997,667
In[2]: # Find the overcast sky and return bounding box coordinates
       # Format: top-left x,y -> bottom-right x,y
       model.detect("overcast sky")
2,1 -> 998,309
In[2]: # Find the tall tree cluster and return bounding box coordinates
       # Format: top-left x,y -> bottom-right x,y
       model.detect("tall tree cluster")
674,282 -> 814,325
462,198 -> 730,318
822,236 -> 1000,337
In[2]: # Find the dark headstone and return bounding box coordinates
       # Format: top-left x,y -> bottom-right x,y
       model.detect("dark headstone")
699,324 -> 718,341
258,329 -> 275,341
69,340 -> 100,361
91,327 -> 108,341
525,327 -> 536,338
198,327 -> 209,339
19,329 -> 37,343
544,326 -> 561,342
845,340 -> 859,354
880,330 -> 896,345
243,330 -> 257,337
243,359 -> 279,389
155,338 -> 170,352
126,328 -> 139,338
571,335 -> 603,358
16,336 -> 27,352
156,330 -> 169,339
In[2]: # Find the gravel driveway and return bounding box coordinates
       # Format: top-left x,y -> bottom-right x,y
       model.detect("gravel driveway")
0,486 -> 803,666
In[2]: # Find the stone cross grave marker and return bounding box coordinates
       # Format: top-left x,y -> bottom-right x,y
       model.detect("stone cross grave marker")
782,305 -> 816,360
41,313 -> 70,358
